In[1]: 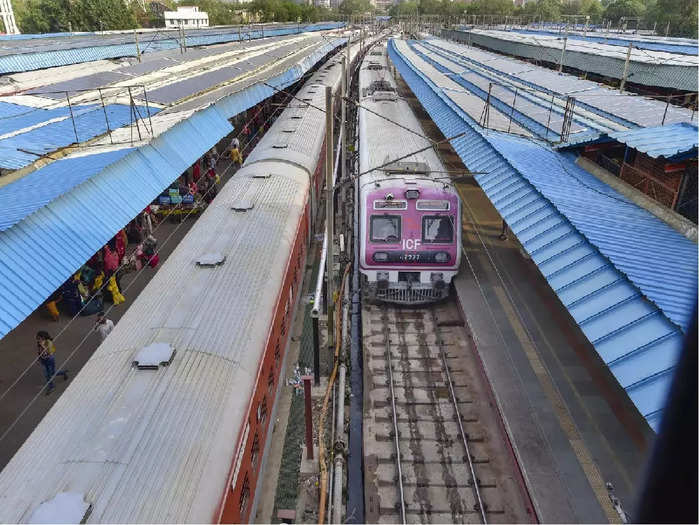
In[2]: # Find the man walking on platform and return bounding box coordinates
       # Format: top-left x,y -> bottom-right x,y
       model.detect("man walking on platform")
94,312 -> 115,344
36,331 -> 68,395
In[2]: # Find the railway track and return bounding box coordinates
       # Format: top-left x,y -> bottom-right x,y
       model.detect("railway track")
363,297 -> 534,524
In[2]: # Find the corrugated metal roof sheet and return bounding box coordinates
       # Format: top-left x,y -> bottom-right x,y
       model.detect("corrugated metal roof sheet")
0,103 -> 158,170
0,104 -> 75,136
0,100 -> 37,118
511,28 -> 699,56
390,38 -> 697,430
0,38 -> 341,340
442,29 -> 698,92
0,106 -> 232,339
425,38 -> 696,129
0,148 -> 133,231
408,41 -> 587,140
607,122 -> 698,159
0,23 -> 344,74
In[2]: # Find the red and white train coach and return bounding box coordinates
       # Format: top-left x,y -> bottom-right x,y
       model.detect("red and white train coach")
0,43 -> 362,524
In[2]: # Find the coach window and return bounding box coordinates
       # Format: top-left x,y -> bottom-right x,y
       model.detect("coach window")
257,397 -> 268,424
239,474 -> 250,516
370,215 -> 401,243
422,216 -> 454,244
251,433 -> 260,469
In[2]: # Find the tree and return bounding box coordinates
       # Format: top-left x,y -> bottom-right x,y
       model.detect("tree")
646,0 -> 698,37
532,0 -> 562,20
14,0 -> 72,33
388,0 -> 417,16
185,0 -> 237,25
603,0 -> 645,22
466,0 -> 514,16
338,0 -> 372,15
71,0 -> 138,31
580,0 -> 604,22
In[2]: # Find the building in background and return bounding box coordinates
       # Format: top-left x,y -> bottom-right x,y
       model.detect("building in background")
164,6 -> 209,29
0,0 -> 20,34
371,0 -> 395,11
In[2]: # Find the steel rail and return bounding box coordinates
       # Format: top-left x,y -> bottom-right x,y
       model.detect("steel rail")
432,309 -> 488,524
385,326 -> 407,524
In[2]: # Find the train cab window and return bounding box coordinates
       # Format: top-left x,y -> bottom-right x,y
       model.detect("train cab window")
370,215 -> 401,243
422,216 -> 454,243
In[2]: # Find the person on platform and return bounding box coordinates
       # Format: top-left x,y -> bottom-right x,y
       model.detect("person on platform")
207,149 -> 217,171
229,136 -> 243,166
36,331 -> 68,394
94,312 -> 115,343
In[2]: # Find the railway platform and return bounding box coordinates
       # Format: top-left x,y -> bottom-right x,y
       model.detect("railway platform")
0,152 -> 239,472
454,175 -> 654,523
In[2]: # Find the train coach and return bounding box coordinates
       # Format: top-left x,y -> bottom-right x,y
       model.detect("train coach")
358,43 -> 462,303
0,42 -> 364,524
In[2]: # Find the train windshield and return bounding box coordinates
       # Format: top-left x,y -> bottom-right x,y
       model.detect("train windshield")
371,215 -> 401,243
422,216 -> 454,243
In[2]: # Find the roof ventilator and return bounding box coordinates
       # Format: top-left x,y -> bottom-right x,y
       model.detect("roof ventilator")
252,173 -> 272,179
365,80 -> 397,101
133,342 -> 176,370
196,253 -> 226,267
384,161 -> 430,175
28,492 -> 92,524
231,200 -> 254,212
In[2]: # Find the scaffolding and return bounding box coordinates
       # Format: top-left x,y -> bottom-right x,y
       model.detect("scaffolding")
0,0 -> 19,35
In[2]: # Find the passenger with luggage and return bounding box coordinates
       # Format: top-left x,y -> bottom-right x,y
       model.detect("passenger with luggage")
36,331 -> 68,395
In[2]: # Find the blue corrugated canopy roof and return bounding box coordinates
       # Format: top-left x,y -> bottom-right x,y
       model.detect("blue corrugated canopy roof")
389,38 -> 698,431
0,103 -> 158,170
0,23 -> 345,74
0,110 -> 232,340
0,104 -> 77,136
608,122 -> 698,159
0,38 -> 343,341
0,148 -> 134,231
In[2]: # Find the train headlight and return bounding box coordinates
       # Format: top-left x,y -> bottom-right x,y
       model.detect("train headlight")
405,189 -> 420,200
373,252 -> 389,262
434,252 -> 450,263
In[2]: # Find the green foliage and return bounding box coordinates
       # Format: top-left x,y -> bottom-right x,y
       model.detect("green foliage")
13,0 -> 137,32
185,0 -> 239,25
467,0 -> 515,15
646,0 -> 697,37
338,0 -> 372,15
71,0 -> 138,30
11,0 -> 337,33
245,0 -> 334,22
561,0 -> 604,21
603,0 -> 645,22
388,0 -> 417,16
